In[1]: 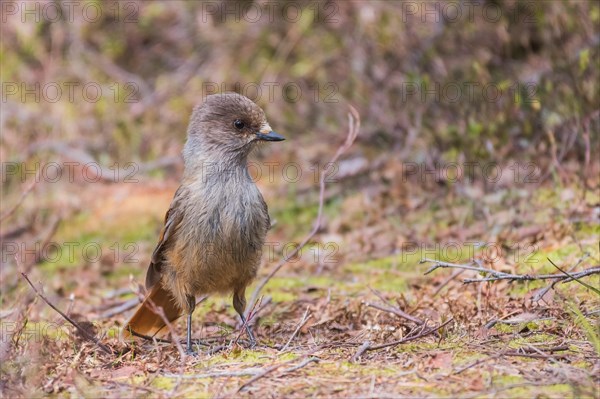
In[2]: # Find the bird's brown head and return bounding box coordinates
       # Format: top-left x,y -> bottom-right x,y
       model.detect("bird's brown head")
184,93 -> 284,163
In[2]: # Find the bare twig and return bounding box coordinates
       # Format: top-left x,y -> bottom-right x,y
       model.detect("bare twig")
134,290 -> 187,359
0,169 -> 40,222
547,258 -> 600,295
29,216 -> 62,267
494,349 -> 570,360
165,368 -> 265,379
363,301 -> 423,326
280,306 -> 311,352
350,340 -> 372,362
233,295 -> 263,347
282,356 -> 319,373
431,269 -> 465,297
99,298 -> 139,319
236,353 -> 320,392
533,254 -> 589,302
454,354 -> 502,374
366,318 -> 454,352
20,270 -> 113,355
422,258 -> 600,284
165,356 -> 319,381
368,287 -> 425,325
247,106 -> 360,313
236,358 -> 298,392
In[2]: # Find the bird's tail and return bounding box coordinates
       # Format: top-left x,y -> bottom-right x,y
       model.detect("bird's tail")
122,284 -> 182,339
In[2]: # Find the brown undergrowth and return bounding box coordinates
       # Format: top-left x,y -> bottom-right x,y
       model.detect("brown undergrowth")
1,160 -> 598,398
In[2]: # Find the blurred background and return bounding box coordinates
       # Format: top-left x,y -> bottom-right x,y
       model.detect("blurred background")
1,1 -> 599,396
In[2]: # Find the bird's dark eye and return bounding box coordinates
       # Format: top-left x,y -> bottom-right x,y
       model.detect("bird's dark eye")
234,120 -> 245,130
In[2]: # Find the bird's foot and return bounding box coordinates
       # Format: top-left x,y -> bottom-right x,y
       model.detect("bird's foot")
244,325 -> 257,349
185,346 -> 199,357
185,339 -> 200,357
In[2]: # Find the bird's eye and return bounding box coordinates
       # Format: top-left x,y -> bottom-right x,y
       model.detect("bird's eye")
234,120 -> 245,130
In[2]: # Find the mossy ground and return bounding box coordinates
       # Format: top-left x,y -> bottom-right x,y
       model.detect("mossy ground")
2,172 -> 598,398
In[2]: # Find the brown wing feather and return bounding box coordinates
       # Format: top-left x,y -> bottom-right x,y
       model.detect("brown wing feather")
123,186 -> 186,339
145,186 -> 185,289
260,195 -> 272,230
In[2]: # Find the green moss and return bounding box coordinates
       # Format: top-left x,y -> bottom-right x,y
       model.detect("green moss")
150,376 -> 176,390
35,209 -> 162,277
200,349 -> 296,368
272,195 -> 341,238
490,374 -> 575,398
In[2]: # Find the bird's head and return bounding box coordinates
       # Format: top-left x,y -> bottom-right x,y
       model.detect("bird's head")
185,93 -> 284,162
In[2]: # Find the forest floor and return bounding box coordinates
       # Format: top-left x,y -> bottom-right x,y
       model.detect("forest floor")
1,161 -> 599,398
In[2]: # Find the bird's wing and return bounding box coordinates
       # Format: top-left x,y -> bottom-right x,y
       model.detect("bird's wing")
145,186 -> 185,289
260,194 -> 272,230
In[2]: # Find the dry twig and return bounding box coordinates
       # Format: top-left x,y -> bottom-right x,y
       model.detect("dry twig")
247,105 -> 360,312
366,318 -> 454,352
280,306 -> 311,352
132,289 -> 187,359
422,259 -> 600,284
0,169 -> 40,222
20,271 -> 113,355
350,340 -> 372,362
363,301 -> 423,326
236,353 -> 320,392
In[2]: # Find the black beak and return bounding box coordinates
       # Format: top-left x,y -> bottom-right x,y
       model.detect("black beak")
256,131 -> 285,142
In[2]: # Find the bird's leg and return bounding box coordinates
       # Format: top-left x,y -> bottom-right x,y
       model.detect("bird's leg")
185,294 -> 197,355
233,288 -> 256,348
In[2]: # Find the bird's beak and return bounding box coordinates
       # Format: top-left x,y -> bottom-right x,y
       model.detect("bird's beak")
256,125 -> 285,142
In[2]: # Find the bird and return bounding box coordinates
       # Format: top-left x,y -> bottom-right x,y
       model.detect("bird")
122,93 -> 285,354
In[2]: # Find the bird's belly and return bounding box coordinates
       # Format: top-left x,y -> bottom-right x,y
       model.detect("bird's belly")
174,193 -> 268,295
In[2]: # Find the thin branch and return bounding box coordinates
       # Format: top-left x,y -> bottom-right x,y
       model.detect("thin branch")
236,353 -> 320,392
368,287 -> 425,325
0,169 -> 40,222
236,358 -> 299,392
233,295 -> 263,347
134,290 -> 187,359
165,356 -> 319,381
366,318 -> 454,352
431,269 -> 465,297
20,270 -> 113,355
29,217 -> 62,267
533,254 -> 589,302
165,368 -> 265,379
363,301 -> 423,326
247,105 -> 360,313
547,258 -> 600,295
282,356 -> 319,373
350,340 -> 372,363
422,258 -> 600,284
280,306 -> 311,352
99,298 -> 139,319
454,354 -> 502,374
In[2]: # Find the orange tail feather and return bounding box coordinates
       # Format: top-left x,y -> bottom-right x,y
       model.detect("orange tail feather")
122,284 -> 182,339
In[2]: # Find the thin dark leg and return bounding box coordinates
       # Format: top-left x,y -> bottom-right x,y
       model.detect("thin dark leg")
185,295 -> 196,355
233,289 -> 256,348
